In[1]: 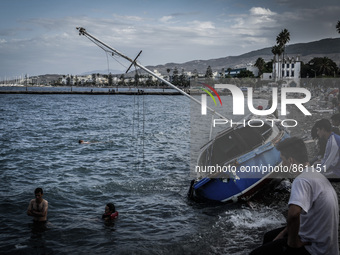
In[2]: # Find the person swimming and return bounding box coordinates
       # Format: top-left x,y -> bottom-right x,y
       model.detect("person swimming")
78,140 -> 90,144
102,203 -> 118,221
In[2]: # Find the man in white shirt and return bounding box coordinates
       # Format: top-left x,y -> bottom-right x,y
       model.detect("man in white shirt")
250,137 -> 339,255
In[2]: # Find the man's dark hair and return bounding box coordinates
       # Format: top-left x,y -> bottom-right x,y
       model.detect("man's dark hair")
35,187 -> 43,194
107,203 -> 115,212
314,119 -> 332,132
276,137 -> 308,164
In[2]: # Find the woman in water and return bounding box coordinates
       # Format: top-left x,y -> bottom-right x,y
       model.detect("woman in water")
102,203 -> 118,221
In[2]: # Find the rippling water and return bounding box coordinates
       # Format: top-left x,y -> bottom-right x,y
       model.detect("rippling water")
0,89 -> 302,254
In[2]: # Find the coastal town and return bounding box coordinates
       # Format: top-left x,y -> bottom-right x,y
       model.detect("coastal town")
1,29 -> 339,90
0,53 -> 338,89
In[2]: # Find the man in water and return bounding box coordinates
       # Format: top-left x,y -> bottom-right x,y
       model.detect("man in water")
250,137 -> 339,255
78,140 -> 90,144
27,187 -> 48,222
314,118 -> 340,178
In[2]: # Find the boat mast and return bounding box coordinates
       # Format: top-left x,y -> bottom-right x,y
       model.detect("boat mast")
76,27 -> 228,120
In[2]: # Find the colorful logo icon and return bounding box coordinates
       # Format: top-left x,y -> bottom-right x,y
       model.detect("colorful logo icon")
199,83 -> 222,115
199,83 -> 222,106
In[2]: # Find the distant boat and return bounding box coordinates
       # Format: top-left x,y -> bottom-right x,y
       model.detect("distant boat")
76,27 -> 289,203
188,115 -> 289,202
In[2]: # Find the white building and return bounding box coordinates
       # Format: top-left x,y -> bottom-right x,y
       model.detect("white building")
272,55 -> 301,86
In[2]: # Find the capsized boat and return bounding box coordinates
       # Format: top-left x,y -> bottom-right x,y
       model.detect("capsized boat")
76,27 -> 289,204
188,115 -> 290,203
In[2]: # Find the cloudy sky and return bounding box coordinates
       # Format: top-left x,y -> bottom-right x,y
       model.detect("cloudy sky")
0,0 -> 339,79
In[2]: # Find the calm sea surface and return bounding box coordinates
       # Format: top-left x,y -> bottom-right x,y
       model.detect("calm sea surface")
0,87 -> 311,254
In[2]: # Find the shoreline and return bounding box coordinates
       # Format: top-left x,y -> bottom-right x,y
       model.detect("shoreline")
0,90 -> 182,95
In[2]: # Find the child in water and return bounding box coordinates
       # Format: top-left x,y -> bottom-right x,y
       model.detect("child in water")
102,203 -> 118,221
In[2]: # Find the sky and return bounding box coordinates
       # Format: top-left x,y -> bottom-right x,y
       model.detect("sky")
0,0 -> 340,79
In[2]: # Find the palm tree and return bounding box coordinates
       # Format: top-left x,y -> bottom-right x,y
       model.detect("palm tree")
226,68 -> 232,77
108,72 -> 113,86
254,57 -> 266,76
308,57 -> 337,77
271,45 -> 284,79
315,57 -> 337,76
91,73 -> 96,85
336,20 -> 340,34
276,29 -> 290,61
166,68 -> 171,81
172,67 -> 179,85
271,45 -> 283,58
205,66 -> 213,78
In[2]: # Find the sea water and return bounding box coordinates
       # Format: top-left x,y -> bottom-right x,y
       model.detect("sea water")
0,88 -> 317,254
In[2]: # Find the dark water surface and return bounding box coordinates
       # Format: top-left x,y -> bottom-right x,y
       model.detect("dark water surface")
0,90 -> 306,254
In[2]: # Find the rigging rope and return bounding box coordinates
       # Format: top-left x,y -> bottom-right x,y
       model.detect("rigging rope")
84,32 -> 151,171
84,34 -> 128,70
130,64 -> 146,171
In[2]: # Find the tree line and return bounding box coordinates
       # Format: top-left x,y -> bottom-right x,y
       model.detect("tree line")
254,24 -> 340,79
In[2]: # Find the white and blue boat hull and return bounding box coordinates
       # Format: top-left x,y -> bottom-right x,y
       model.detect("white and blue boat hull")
189,119 -> 289,203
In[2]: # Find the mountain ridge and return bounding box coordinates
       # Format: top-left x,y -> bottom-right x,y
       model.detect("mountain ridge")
144,37 -> 340,75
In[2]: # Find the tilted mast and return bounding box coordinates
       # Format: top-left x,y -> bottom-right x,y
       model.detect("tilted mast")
76,27 -> 228,120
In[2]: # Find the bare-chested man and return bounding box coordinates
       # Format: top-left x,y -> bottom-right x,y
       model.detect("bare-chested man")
27,187 -> 48,222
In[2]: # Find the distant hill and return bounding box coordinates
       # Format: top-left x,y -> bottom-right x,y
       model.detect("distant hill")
81,69 -> 123,75
144,38 -> 340,75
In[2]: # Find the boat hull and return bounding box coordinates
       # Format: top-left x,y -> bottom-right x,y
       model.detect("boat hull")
190,128 -> 289,203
